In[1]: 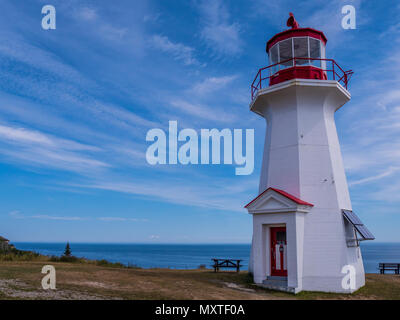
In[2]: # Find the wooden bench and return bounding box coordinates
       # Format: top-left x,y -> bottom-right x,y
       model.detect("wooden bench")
211,259 -> 242,272
379,263 -> 400,274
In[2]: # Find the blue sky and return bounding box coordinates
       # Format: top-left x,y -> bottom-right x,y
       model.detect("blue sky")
0,0 -> 399,243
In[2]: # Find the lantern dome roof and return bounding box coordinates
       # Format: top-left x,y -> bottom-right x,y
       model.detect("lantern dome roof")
266,14 -> 327,52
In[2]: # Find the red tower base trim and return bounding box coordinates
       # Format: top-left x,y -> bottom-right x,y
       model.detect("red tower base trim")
269,66 -> 327,86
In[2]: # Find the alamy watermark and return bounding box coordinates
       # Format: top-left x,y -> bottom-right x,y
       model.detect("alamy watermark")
146,121 -> 254,175
41,5 -> 56,30
341,264 -> 356,290
341,5 -> 356,29
41,265 -> 56,290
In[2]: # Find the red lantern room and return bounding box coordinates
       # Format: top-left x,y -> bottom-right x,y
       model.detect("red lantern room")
267,13 -> 328,85
251,13 -> 353,100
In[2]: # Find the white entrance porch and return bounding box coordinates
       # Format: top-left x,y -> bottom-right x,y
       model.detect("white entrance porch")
245,187 -> 313,293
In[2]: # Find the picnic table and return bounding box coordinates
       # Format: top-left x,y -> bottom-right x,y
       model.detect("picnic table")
211,259 -> 243,272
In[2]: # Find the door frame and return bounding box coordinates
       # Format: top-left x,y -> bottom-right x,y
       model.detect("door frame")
270,226 -> 288,277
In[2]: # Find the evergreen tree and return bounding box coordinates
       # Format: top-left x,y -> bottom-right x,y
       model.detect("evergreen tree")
64,242 -> 71,257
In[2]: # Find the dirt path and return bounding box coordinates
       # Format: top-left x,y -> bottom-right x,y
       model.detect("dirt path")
0,279 -> 109,300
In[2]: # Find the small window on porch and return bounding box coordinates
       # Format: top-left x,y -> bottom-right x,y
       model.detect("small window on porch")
276,231 -> 286,242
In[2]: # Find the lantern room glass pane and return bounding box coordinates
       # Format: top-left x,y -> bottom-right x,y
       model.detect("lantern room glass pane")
320,42 -> 327,70
278,39 -> 293,70
269,44 -> 279,74
293,37 -> 309,66
309,38 -> 321,68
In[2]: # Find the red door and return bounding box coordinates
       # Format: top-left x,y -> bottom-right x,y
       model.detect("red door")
270,227 -> 287,277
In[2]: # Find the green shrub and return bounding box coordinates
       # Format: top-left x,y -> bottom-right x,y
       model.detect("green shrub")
49,255 -> 85,263
0,248 -> 46,261
95,259 -> 125,268
0,248 -> 142,269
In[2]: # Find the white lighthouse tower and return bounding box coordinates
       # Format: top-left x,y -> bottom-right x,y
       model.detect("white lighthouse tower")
245,13 -> 374,293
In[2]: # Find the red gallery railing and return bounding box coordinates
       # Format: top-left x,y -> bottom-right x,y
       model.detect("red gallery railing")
251,58 -> 354,101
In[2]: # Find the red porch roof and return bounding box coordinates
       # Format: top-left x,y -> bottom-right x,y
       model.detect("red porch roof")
244,187 -> 314,208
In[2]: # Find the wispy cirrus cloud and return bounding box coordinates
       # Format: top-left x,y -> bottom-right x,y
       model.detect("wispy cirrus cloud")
190,75 -> 238,96
349,167 -> 400,186
155,73 -> 242,126
8,211 -> 85,221
98,217 -> 148,222
0,124 -> 100,151
197,0 -> 243,57
0,123 -> 109,173
149,35 -> 199,66
9,211 -> 148,222
31,215 -> 85,221
169,99 -> 237,123
0,31 -> 157,138
70,175 -> 256,213
66,2 -> 143,44
76,7 -> 98,21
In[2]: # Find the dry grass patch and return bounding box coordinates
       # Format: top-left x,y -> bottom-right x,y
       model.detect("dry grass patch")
0,260 -> 399,300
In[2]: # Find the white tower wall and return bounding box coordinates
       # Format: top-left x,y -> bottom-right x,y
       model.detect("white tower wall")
249,79 -> 365,293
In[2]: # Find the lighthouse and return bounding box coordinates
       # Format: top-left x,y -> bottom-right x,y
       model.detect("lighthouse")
245,14 -> 374,293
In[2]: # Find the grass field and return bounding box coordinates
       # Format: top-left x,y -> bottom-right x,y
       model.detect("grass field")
0,260 -> 400,300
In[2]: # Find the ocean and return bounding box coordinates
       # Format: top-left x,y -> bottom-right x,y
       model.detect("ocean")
13,242 -> 400,274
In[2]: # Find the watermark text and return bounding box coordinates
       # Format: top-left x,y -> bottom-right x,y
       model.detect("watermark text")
146,121 -> 254,175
